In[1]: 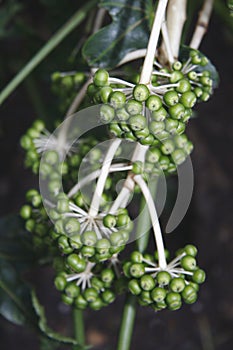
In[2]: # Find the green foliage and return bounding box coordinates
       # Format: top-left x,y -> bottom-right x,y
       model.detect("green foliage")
82,0 -> 154,68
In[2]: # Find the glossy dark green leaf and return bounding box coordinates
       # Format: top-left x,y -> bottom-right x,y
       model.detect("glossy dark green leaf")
179,45 -> 219,88
82,0 -> 154,68
31,290 -> 82,348
0,261 -> 36,325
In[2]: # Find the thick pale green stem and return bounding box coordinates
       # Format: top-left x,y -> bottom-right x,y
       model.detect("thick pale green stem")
0,0 -> 97,106
117,180 -> 158,350
73,309 -> 85,347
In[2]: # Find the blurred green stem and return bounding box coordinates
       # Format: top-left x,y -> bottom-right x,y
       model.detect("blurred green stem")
73,309 -> 85,347
0,0 -> 97,106
117,179 -> 158,350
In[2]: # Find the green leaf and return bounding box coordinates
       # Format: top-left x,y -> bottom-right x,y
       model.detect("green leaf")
31,290 -> 82,348
82,0 -> 154,68
0,261 -> 36,325
179,45 -> 219,89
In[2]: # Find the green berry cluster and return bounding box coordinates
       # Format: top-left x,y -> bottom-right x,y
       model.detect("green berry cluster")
54,258 -> 118,310
49,194 -> 133,261
20,189 -> 55,250
51,71 -> 87,112
123,245 -> 205,311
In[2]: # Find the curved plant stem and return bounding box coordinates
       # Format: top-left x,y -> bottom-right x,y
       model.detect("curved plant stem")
73,309 -> 85,347
0,0 -> 97,106
117,180 -> 158,350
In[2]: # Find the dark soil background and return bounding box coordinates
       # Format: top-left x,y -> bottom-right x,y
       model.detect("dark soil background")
0,3 -> 233,350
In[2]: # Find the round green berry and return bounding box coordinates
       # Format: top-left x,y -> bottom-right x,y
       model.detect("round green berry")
146,95 -> 162,111
171,149 -> 186,165
149,121 -> 165,136
103,214 -> 116,228
146,148 -> 161,163
96,238 -> 111,255
131,251 -> 143,263
170,71 -> 184,83
140,291 -> 153,304
176,79 -> 191,93
169,277 -> 186,293
129,114 -> 147,131
182,285 -> 197,304
93,69 -> 109,87
163,91 -> 179,106
184,244 -> 198,257
101,268 -> 115,283
65,283 -> 80,298
109,232 -> 125,246
181,255 -> 197,271
161,140 -> 175,155
84,287 -> 99,303
126,99 -> 143,115
130,263 -> 145,278
102,290 -> 115,304
100,105 -> 115,124
156,271 -> 171,286
165,118 -> 179,134
132,160 -> 144,174
64,218 -> 80,235
81,246 -> 95,258
172,61 -> 183,71
140,275 -> 156,291
110,91 -> 126,109
20,205 -> 32,219
192,269 -> 206,284
166,292 -> 182,310
61,294 -> 73,306
151,287 -> 167,302
180,91 -> 197,108
133,84 -> 150,102
116,108 -> 130,121
100,86 -> 112,103
54,275 -> 67,291
169,103 -> 185,120
75,295 -> 88,309
128,279 -> 142,295
67,254 -> 86,273
151,107 -> 167,121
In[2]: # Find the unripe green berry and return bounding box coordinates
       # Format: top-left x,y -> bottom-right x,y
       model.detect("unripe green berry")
67,254 -> 86,273
81,230 -> 97,246
140,291 -> 153,304
110,91 -> 126,109
140,275 -> 156,291
132,161 -> 144,174
130,263 -> 145,278
116,107 -> 130,121
64,218 -> 80,235
75,294 -> 88,309
131,251 -> 143,263
176,79 -> 191,93
128,279 -> 142,295
93,69 -> 109,87
159,156 -> 170,170
103,214 -> 116,228
126,99 -> 143,115
180,91 -> 197,108
146,148 -> 161,163
182,285 -> 197,304
100,86 -> 112,103
65,283 -> 80,298
169,103 -> 185,120
169,277 -> 186,293
133,84 -> 150,102
170,70 -> 184,83
102,290 -> 115,304
156,271 -> 171,286
151,107 -> 167,121
149,121 -> 165,135
163,91 -> 179,106
84,287 -> 98,303
171,149 -> 186,165
129,114 -> 147,131
181,255 -> 197,271
134,127 -> 150,139
90,298 -> 104,310
20,205 -> 32,219
151,287 -> 167,302
172,61 -> 183,71
54,275 -> 67,291
146,95 -> 162,111
101,268 -> 115,283
192,269 -> 206,284
57,197 -> 69,213
96,238 -> 111,255
184,244 -> 198,257
161,140 -> 175,155
166,292 -> 182,310
100,105 -> 115,124
61,294 -> 73,306
25,218 -> 35,232
109,232 -> 125,246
